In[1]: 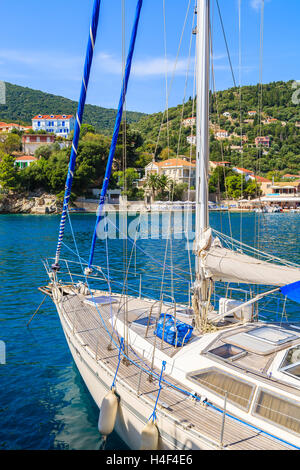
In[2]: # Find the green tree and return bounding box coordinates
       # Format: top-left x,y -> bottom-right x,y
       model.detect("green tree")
0,134 -> 21,154
0,153 -> 19,190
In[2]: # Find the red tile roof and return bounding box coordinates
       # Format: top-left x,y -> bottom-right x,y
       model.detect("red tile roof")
234,167 -> 254,174
15,156 -> 37,161
254,175 -> 271,183
32,115 -> 74,120
157,158 -> 195,168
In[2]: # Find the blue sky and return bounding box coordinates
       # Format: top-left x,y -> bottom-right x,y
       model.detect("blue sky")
0,0 -> 299,114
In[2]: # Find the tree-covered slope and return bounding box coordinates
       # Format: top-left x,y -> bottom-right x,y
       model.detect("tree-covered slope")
0,82 -> 146,133
133,80 -> 300,174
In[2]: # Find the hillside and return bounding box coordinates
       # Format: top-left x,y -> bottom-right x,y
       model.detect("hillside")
0,82 -> 146,134
134,80 -> 300,175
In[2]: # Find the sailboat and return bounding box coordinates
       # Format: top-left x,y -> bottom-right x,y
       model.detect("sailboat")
40,0 -> 300,450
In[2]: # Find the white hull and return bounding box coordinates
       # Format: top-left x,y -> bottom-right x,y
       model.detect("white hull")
55,298 -> 217,450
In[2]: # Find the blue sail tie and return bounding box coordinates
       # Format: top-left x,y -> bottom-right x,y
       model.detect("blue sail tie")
280,280 -> 300,304
53,0 -> 101,269
88,0 -> 143,269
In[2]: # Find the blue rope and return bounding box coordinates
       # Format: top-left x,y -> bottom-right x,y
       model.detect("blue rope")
111,338 -> 124,389
205,402 -> 300,450
88,0 -> 143,269
149,361 -> 166,423
78,279 -> 299,450
53,0 -> 101,269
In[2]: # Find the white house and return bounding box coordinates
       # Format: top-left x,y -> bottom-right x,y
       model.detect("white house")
142,158 -> 196,187
223,112 -> 231,118
187,135 -> 196,146
215,130 -> 229,139
32,114 -> 75,138
182,117 -> 196,128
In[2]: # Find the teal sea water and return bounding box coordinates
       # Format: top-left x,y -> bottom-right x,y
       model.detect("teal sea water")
0,212 -> 299,450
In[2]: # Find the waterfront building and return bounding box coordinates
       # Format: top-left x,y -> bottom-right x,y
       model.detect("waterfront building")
32,114 -> 75,138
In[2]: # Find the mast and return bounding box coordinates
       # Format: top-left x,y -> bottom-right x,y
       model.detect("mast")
193,0 -> 210,325
195,0 -> 210,248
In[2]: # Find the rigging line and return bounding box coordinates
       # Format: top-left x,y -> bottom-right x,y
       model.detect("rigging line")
163,0 -> 170,158
216,0 -> 237,88
238,0 -> 244,245
88,0 -> 143,270
209,18 -> 234,246
171,0 -> 195,205
154,0 -> 193,159
53,0 -> 101,269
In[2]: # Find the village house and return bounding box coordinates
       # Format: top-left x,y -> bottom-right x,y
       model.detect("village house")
255,136 -> 270,148
209,161 -> 231,172
215,130 -> 229,140
182,117 -> 196,128
186,135 -> 196,146
251,175 -> 272,196
266,118 -> 278,124
32,114 -> 75,138
232,167 -> 255,180
141,158 -> 196,187
0,122 -> 32,133
283,174 -> 300,180
230,145 -> 243,153
270,181 -> 300,197
22,134 -> 56,155
248,111 -> 257,117
223,112 -> 231,118
14,155 -> 38,169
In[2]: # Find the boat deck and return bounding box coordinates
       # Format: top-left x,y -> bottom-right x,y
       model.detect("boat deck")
58,289 -> 295,450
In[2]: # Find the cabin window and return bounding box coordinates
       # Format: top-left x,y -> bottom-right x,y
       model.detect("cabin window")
280,346 -> 300,380
188,368 -> 255,411
253,389 -> 300,435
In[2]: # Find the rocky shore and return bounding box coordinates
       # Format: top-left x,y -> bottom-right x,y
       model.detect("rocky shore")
0,193 -> 62,214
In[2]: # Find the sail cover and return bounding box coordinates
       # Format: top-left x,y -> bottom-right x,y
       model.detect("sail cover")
281,281 -> 300,304
203,245 -> 300,287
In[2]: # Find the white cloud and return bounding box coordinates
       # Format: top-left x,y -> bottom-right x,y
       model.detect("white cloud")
96,52 -> 227,78
0,49 -> 82,79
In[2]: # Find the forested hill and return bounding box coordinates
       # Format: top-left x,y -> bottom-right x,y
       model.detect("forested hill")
0,82 -> 146,133
134,80 -> 300,174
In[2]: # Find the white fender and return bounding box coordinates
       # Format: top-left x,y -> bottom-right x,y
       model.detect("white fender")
140,420 -> 159,450
98,389 -> 119,436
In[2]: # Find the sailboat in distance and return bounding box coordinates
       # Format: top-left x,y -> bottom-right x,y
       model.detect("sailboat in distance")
41,0 -> 300,450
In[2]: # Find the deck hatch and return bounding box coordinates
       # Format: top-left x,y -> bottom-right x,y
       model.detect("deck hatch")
246,327 -> 298,346
208,344 -> 247,361
253,389 -> 300,435
188,368 -> 255,411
